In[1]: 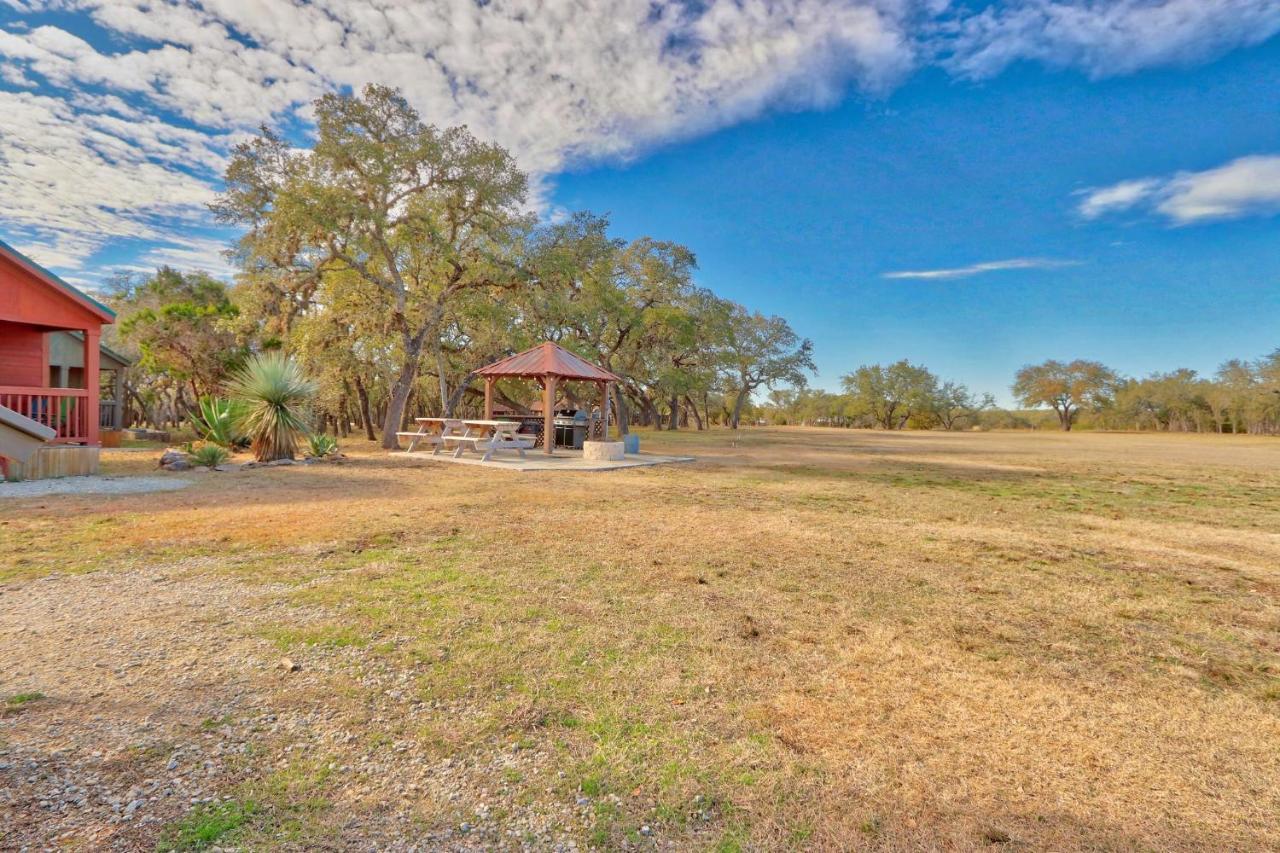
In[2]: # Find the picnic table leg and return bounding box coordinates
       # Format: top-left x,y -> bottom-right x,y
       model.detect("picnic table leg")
481,428 -> 499,462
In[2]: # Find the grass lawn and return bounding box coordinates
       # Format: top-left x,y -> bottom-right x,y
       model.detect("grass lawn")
2,427 -> 1278,850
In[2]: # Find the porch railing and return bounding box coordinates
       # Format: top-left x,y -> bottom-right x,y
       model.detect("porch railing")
99,399 -> 119,430
0,386 -> 91,443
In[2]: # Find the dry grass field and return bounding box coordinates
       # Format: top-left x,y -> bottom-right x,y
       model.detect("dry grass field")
2,428 -> 1279,851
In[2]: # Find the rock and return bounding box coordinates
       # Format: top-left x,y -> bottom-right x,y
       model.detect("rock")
158,449 -> 185,468
212,465 -> 234,472
639,825 -> 652,837
164,459 -> 192,471
279,658 -> 301,672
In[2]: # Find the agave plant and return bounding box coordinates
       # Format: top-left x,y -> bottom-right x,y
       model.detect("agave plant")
306,432 -> 339,458
228,353 -> 317,462
188,442 -> 230,468
188,396 -> 247,449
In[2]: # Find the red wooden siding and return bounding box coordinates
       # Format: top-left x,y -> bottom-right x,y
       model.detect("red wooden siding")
0,321 -> 47,386
0,243 -> 113,447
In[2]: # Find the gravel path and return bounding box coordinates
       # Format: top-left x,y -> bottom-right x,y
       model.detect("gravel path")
0,562 -> 296,849
0,564 -> 611,850
0,476 -> 191,499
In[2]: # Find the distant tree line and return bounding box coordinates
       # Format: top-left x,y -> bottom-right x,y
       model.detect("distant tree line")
763,354 -> 1280,434
103,85 -> 815,443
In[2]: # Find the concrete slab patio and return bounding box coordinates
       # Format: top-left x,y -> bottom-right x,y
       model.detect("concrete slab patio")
399,448 -> 693,472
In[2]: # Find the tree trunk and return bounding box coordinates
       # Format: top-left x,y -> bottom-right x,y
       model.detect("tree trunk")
730,386 -> 750,429
642,395 -> 661,430
444,371 -> 475,417
354,375 -> 376,441
615,388 -> 631,435
686,395 -> 704,430
435,339 -> 449,413
668,395 -> 679,431
381,340 -> 424,449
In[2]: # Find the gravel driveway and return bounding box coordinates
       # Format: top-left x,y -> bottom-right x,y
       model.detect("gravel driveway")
0,476 -> 191,499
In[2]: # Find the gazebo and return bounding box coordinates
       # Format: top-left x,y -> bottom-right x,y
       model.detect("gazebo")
475,342 -> 621,455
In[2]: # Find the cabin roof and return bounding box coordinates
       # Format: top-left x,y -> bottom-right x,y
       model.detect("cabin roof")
0,238 -> 115,324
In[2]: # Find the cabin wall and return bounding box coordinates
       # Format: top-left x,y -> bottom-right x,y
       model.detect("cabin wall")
0,320 -> 47,386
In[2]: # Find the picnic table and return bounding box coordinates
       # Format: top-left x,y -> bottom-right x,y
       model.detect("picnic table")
395,417 -> 457,453
448,419 -> 535,461
398,417 -> 534,461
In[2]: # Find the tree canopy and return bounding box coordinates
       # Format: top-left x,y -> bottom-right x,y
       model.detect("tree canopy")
1012,359 -> 1118,431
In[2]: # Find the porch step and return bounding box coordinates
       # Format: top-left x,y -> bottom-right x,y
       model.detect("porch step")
2,444 -> 100,481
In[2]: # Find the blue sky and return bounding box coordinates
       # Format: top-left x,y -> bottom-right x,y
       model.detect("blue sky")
2,1 -> 1279,402
554,40 -> 1280,400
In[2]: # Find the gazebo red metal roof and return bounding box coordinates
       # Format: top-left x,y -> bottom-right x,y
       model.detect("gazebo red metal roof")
475,342 -> 620,382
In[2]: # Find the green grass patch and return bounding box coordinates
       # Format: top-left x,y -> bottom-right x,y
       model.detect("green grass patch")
261,624 -> 367,650
157,799 -> 258,851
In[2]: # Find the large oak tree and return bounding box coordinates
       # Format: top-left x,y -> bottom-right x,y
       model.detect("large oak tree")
213,85 -> 532,448
1012,359 -> 1117,431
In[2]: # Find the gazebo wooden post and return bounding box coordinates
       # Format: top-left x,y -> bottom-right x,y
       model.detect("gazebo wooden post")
599,381 -> 609,441
483,376 -> 494,420
542,375 -> 557,455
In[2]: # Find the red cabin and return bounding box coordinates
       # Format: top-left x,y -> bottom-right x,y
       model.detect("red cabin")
0,239 -> 115,473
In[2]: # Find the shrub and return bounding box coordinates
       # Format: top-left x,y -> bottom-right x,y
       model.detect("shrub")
306,433 -> 339,458
188,396 -> 247,449
228,353 -> 317,462
189,443 -> 230,468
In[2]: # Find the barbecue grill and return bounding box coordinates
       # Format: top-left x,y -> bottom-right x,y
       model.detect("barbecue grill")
501,410 -> 594,449
553,410 -> 588,449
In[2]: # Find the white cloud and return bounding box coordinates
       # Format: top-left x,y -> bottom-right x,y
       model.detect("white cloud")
1,0 -> 1279,273
945,0 -> 1280,80
1076,179 -> 1160,219
1078,155 -> 1280,224
0,90 -> 227,267
137,236 -> 237,277
1159,155 -> 1280,222
883,257 -> 1080,280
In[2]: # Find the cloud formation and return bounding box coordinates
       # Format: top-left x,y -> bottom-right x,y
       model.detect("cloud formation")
945,0 -> 1280,79
1,0 -> 1278,273
1078,155 -> 1280,224
883,257 -> 1080,280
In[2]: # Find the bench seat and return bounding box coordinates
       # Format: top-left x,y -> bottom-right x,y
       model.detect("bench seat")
396,431 -> 445,453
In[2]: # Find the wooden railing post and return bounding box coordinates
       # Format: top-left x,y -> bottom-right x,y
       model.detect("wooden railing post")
83,329 -> 101,446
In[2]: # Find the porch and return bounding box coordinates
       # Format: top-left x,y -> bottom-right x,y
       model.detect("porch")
0,385 -> 93,443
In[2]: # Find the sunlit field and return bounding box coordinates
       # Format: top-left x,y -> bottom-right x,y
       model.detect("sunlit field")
3,428 -> 1279,850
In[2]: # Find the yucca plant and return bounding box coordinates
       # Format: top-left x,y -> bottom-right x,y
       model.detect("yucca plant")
188,396 -> 247,449
188,442 -> 230,468
228,353 -> 317,462
306,432 -> 339,458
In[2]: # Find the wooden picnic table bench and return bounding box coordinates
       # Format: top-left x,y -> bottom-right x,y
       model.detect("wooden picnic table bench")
450,419 -> 535,461
399,417 -> 533,461
396,417 -> 466,454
